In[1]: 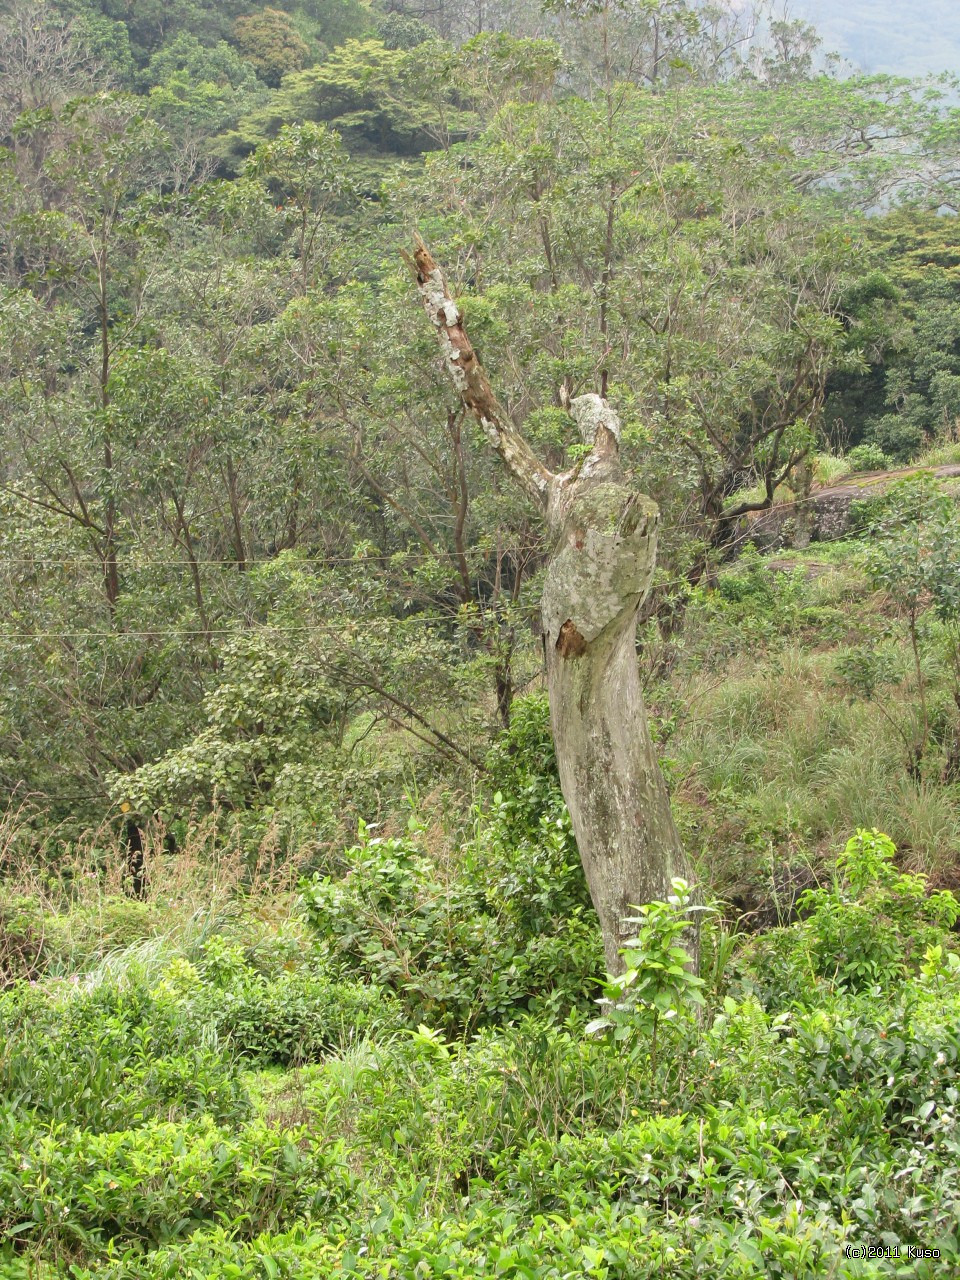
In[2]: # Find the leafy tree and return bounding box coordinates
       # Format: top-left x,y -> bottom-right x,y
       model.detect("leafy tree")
820,265 -> 905,455
821,211 -> 960,460
258,38 -> 442,155
111,630 -> 344,818
3,94 -> 168,610
859,475 -> 960,777
690,73 -> 946,211
140,32 -> 261,92
860,212 -> 960,459
142,37 -> 269,144
0,0 -> 101,138
244,121 -> 350,293
146,77 -> 268,146
233,7 -> 310,88
375,12 -> 435,50
2,0 -> 959,868
295,0 -> 373,49
58,0 -> 252,67
400,83 -> 862,572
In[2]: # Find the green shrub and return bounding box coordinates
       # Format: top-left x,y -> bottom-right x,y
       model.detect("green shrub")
0,1115 -> 352,1252
716,544 -> 778,606
480,694 -> 592,936
66,1224 -> 345,1279
66,896 -> 161,955
0,893 -> 46,986
586,879 -> 707,1073
302,827 -> 601,1032
301,700 -> 602,1031
0,892 -> 162,986
797,829 -> 958,990
863,412 -> 923,463
7,819 -> 960,1280
736,830 -> 959,1001
783,993 -> 960,1129
307,1014 -> 657,1193
0,1253 -> 61,1280
62,1204 -> 869,1280
847,442 -> 892,472
189,943 -> 400,1066
692,546 -> 808,657
0,980 -> 249,1132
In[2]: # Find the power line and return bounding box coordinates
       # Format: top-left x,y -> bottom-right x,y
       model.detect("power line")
0,481 -> 863,573
0,617 -> 476,640
0,552 -> 450,568
0,518 -> 869,643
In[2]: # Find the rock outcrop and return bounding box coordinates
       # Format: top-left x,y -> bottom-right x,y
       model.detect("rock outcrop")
739,464 -> 960,551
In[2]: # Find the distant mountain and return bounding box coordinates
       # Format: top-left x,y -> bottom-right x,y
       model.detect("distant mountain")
795,0 -> 960,78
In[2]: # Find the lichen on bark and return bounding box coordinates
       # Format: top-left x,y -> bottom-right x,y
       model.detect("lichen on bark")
569,392 -> 622,445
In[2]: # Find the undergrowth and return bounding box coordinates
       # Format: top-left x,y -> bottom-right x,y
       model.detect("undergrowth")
6,535 -> 960,1277
1,827 -> 959,1278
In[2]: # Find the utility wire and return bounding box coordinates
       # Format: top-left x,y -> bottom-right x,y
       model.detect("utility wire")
0,621 -> 459,640
0,517 -> 870,643
0,552 -> 452,567
0,479 -> 871,570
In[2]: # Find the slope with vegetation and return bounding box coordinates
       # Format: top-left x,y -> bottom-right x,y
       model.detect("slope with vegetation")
3,0 -> 960,1275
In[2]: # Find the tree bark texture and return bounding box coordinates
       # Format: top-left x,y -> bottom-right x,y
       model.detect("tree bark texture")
410,239 -> 692,972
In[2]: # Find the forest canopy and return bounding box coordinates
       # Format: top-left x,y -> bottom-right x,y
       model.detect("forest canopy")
2,0 -> 960,838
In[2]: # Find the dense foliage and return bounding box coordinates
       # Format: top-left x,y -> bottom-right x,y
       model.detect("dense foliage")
2,546 -> 960,1276
2,0 -> 960,837
2,818 -> 959,1277
5,0 -> 960,1274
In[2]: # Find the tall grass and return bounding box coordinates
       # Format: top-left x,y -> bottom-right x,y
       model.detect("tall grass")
811,453 -> 853,486
915,440 -> 960,469
0,807 -> 310,982
673,635 -> 960,894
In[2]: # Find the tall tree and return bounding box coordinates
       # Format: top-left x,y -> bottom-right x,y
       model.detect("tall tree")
0,0 -> 98,140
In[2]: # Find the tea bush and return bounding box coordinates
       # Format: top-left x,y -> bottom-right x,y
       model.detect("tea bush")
187,937 -> 401,1066
738,829 -> 960,1002
0,1115 -> 353,1252
302,827 -> 600,1032
847,443 -> 893,472
0,893 -> 47,986
5,829 -> 960,1278
0,980 -> 249,1133
0,891 -> 161,986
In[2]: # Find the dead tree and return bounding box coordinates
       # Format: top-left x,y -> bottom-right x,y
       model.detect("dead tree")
409,238 -> 693,972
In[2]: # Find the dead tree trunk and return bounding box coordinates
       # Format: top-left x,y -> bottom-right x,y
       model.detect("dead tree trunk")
125,818 -> 146,900
409,239 -> 692,972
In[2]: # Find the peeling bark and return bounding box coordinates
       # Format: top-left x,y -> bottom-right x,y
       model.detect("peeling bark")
409,238 -> 552,509
540,412 -> 689,972
409,241 -> 693,973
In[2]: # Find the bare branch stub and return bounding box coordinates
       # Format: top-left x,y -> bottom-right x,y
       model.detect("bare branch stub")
410,237 -> 553,509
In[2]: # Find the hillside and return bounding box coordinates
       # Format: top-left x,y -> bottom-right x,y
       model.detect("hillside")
4,541 -> 960,1277
4,1 -> 960,1276
797,0 -> 960,76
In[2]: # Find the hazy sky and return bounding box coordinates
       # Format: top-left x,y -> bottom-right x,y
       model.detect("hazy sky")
792,0 -> 960,78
